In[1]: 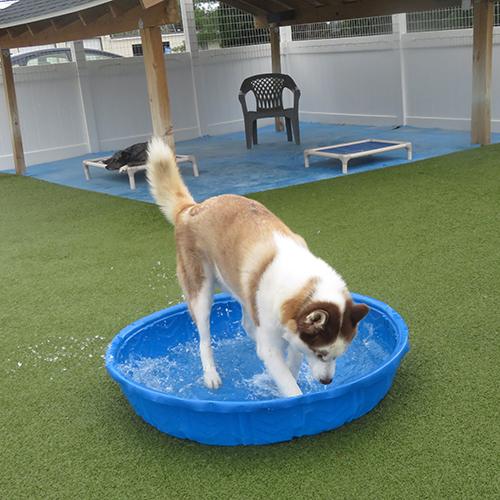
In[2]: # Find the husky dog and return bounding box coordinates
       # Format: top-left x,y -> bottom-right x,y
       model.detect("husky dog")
147,139 -> 368,397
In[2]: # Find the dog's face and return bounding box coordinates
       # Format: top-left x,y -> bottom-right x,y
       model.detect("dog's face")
105,143 -> 148,170
285,300 -> 369,384
104,150 -> 129,170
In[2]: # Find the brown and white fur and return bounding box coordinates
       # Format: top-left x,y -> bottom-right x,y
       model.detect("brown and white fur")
147,138 -> 369,397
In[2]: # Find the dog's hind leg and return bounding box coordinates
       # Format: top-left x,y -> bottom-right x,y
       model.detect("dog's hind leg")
177,253 -> 221,390
190,277 -> 222,390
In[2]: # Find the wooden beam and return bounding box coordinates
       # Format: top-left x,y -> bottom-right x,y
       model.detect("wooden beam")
140,0 -> 165,7
245,0 -> 285,13
250,0 -> 463,26
0,49 -> 26,175
0,1 -> 179,49
269,0 -> 294,8
165,0 -> 180,21
78,5 -> 109,26
108,5 -> 119,18
270,25 -> 284,132
78,13 -> 89,26
7,25 -> 30,40
140,25 -> 175,151
51,14 -> 81,31
471,0 -> 494,145
27,20 -> 53,36
267,10 -> 295,24
298,0 -> 324,6
228,0 -> 272,17
108,0 -> 138,17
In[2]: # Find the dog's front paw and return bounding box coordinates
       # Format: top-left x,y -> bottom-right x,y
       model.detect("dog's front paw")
279,380 -> 303,398
283,386 -> 302,398
204,368 -> 222,390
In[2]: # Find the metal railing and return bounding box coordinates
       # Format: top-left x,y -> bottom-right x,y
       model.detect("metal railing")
194,1 -> 269,50
15,1 -> 500,60
292,16 -> 393,41
407,2 -> 500,32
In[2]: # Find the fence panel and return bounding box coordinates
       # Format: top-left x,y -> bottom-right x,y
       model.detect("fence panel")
292,16 -> 393,41
194,1 -> 269,50
407,2 -> 500,32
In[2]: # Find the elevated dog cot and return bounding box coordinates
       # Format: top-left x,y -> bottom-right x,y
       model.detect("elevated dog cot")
83,154 -> 199,190
304,139 -> 412,174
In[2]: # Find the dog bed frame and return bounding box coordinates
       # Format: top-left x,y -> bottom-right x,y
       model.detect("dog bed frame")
304,139 -> 412,174
82,154 -> 199,190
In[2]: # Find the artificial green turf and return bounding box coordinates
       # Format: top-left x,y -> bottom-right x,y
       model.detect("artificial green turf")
1,146 -> 499,500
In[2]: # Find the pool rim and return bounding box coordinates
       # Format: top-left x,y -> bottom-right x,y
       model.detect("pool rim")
105,292 -> 409,413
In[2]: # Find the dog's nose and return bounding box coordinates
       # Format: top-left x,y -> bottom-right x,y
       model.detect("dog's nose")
320,377 -> 332,385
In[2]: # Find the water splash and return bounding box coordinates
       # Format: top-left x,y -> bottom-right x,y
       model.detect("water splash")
5,334 -> 107,376
117,320 -> 393,402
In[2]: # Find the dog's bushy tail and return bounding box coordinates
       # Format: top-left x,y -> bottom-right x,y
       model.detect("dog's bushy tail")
146,138 -> 195,225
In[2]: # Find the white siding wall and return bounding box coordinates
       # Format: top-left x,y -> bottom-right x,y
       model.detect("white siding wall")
0,63 -> 87,167
87,53 -> 199,150
403,30 -> 500,130
284,36 -> 403,126
1,28 -> 499,170
195,46 -> 273,135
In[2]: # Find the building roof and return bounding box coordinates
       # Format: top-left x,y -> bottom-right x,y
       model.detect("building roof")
0,1 -> 178,49
0,0 -> 110,30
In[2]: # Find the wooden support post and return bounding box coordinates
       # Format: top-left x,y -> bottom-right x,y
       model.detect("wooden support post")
270,24 -> 284,132
471,0 -> 494,145
0,48 -> 26,175
140,25 -> 175,151
140,0 -> 165,7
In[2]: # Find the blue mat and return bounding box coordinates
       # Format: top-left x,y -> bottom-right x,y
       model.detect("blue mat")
5,122 -> 499,202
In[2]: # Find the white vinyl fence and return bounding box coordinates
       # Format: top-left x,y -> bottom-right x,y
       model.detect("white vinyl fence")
1,11 -> 500,170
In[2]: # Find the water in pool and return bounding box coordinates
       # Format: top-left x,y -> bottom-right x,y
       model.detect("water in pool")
117,312 -> 393,401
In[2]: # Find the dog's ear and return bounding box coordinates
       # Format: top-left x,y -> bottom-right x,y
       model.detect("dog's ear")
341,302 -> 369,342
301,309 -> 329,335
351,304 -> 369,327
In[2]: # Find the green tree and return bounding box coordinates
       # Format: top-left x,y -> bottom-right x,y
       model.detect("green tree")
194,1 -> 220,49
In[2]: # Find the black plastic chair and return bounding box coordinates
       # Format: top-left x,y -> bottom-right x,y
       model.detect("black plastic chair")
239,73 -> 301,149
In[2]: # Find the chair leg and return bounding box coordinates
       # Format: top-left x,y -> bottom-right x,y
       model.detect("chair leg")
252,120 -> 258,145
244,118 -> 252,149
285,118 -> 292,142
292,115 -> 300,145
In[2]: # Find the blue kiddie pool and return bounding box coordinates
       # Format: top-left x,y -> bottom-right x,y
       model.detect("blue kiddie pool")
106,293 -> 409,446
